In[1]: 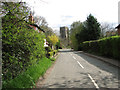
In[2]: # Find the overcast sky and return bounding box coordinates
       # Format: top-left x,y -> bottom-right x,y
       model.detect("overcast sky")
24,0 -> 119,31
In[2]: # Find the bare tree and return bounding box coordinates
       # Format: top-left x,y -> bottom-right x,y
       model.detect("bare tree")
34,16 -> 48,26
100,22 -> 115,37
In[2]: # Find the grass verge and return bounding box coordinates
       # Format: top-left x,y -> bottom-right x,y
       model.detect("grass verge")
3,57 -> 52,88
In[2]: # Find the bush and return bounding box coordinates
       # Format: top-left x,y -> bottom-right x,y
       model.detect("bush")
3,58 -> 52,88
47,50 -> 58,58
2,14 -> 46,81
50,57 -> 56,61
80,36 -> 120,60
45,46 -> 52,52
53,50 -> 57,55
48,51 -> 53,58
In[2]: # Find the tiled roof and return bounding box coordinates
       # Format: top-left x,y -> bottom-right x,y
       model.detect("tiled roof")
29,23 -> 45,33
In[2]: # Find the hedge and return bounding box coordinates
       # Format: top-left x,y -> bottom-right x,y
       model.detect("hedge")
2,14 -> 46,82
80,36 -> 120,60
3,57 -> 52,88
48,50 -> 58,58
45,46 -> 58,58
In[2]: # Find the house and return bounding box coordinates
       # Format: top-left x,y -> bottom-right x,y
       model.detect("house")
44,39 -> 49,47
28,12 -> 45,33
106,30 -> 117,37
28,13 -> 48,47
29,23 -> 45,33
115,24 -> 120,35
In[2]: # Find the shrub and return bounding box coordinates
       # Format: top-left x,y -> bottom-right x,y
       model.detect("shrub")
80,36 -> 120,60
45,46 -> 52,52
47,50 -> 58,58
53,50 -> 57,55
2,14 -> 46,81
48,51 -> 53,58
3,58 -> 52,88
50,57 -> 56,61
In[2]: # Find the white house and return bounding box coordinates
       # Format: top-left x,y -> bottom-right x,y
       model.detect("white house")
44,39 -> 48,47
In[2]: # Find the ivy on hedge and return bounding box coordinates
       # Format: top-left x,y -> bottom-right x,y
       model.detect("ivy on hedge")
80,36 -> 120,60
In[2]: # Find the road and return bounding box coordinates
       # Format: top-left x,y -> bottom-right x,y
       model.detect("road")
41,49 -> 120,88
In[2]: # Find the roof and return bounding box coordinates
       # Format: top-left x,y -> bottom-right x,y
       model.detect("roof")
115,24 -> 120,29
29,23 -> 45,33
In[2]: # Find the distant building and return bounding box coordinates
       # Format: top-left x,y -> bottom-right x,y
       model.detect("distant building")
60,26 -> 69,47
44,39 -> 48,47
106,30 -> 117,37
60,27 -> 69,39
28,12 -> 45,33
28,13 -> 48,47
115,24 -> 120,35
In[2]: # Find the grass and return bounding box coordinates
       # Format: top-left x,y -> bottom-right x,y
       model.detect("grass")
50,57 -> 56,61
3,57 -> 52,88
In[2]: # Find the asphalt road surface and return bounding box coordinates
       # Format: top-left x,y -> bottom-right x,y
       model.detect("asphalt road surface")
42,49 -> 120,88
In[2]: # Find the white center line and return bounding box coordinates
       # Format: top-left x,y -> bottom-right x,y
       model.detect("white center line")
77,61 -> 84,69
73,56 -> 76,59
88,74 -> 99,89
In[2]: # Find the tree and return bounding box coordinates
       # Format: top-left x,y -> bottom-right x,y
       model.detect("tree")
2,2 -> 46,81
84,14 -> 101,40
70,14 -> 101,50
33,15 -> 55,37
55,40 -> 61,49
1,2 -> 30,21
47,34 -> 59,49
70,21 -> 84,50
44,26 -> 55,36
100,22 -> 115,38
34,16 -> 48,27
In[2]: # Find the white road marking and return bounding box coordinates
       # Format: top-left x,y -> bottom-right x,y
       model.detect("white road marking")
77,61 -> 84,69
88,74 -> 99,89
73,56 -> 76,59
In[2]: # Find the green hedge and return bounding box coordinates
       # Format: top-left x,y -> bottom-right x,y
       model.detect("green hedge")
2,14 -> 46,81
3,57 -> 52,88
80,36 -> 120,60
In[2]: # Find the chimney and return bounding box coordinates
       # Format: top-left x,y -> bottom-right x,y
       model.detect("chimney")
29,12 -> 34,23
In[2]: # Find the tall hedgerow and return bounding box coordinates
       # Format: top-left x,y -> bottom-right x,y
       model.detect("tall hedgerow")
2,9 -> 45,82
80,36 -> 120,60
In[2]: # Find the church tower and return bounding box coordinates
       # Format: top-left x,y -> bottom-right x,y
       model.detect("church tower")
60,26 -> 69,47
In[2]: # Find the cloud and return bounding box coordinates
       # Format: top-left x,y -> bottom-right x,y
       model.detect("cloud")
26,0 -> 119,31
61,15 -> 73,21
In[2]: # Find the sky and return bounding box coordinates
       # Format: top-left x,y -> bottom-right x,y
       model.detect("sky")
23,0 -> 119,32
